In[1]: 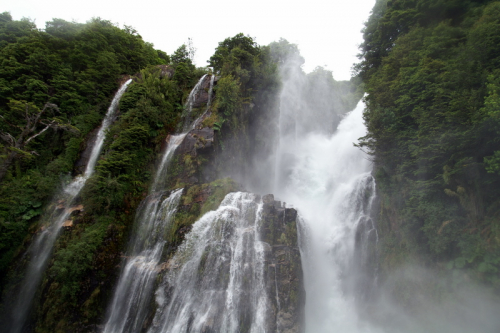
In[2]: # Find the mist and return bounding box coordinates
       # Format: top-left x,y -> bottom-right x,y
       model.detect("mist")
231,42 -> 500,332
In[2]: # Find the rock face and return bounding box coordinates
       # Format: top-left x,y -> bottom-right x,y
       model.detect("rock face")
177,126 -> 215,156
156,65 -> 174,78
259,194 -> 305,333
192,74 -> 214,108
167,122 -> 216,186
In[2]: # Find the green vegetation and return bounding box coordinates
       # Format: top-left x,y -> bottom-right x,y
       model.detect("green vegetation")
0,12 -> 210,331
164,178 -> 240,257
34,61 -> 206,332
0,13 -> 169,291
357,0 -> 500,296
206,34 -> 281,182
209,33 -> 279,125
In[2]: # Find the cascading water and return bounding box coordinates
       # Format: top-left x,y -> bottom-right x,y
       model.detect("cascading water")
102,133 -> 186,333
148,192 -> 269,333
274,99 -> 380,333
102,188 -> 183,333
151,134 -> 187,192
182,74 -> 208,132
190,74 -> 216,130
153,74 -> 214,191
5,79 -> 132,333
103,74 -> 215,333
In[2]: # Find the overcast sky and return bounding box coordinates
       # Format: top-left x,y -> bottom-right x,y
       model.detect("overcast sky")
5,0 -> 375,80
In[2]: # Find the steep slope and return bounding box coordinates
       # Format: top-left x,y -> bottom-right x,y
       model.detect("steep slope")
358,0 -> 500,310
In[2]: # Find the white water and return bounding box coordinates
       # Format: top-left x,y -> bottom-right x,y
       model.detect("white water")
103,74 -> 215,333
7,79 -> 132,333
153,74 -> 214,191
182,74 -> 208,132
103,188 -> 183,333
190,74 -> 216,130
148,192 -> 269,333
274,100 -> 380,333
151,134 -> 187,192
102,132 -> 186,333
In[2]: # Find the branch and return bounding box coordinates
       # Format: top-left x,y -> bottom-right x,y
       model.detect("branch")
7,146 -> 34,159
42,103 -> 60,114
24,122 -> 53,145
0,131 -> 15,146
40,118 -> 80,135
27,103 -> 60,134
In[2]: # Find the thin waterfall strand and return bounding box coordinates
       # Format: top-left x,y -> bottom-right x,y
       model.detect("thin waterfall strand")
182,74 -> 207,132
189,74 -> 215,130
103,74 -> 213,333
103,189 -> 183,333
151,134 -> 187,192
6,79 -> 132,333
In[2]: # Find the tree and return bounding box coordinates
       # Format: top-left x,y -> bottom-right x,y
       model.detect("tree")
171,44 -> 191,66
0,101 -> 78,182
209,33 -> 260,74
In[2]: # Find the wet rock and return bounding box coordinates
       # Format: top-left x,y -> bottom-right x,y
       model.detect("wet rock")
259,194 -> 305,333
262,194 -> 275,205
68,204 -> 84,216
192,75 -> 214,108
192,127 -> 215,153
62,220 -> 73,227
177,127 -> 215,157
169,125 -> 215,186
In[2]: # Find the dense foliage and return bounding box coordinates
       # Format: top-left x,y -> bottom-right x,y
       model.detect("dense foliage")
204,34 -> 280,180
32,63 -> 206,332
0,13 -> 214,332
357,0 -> 500,294
209,33 -> 278,118
0,13 -> 171,291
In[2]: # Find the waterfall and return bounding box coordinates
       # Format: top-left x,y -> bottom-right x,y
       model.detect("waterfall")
151,134 -> 187,192
102,188 -> 183,333
6,79 -> 132,333
103,74 -> 214,333
148,192 -> 270,333
274,99 -> 380,333
102,132 -> 186,333
206,74 -> 216,108
189,74 -> 216,130
153,74 -> 215,191
182,74 -> 208,132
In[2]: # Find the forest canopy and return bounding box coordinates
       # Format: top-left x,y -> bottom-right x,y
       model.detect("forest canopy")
357,0 -> 500,292
0,13 -> 172,288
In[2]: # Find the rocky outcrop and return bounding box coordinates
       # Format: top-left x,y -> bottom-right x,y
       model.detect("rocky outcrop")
156,65 -> 174,78
260,194 -> 305,333
166,117 -> 216,186
192,74 -> 215,108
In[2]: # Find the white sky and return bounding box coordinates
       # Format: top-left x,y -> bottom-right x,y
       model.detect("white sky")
4,0 -> 375,80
